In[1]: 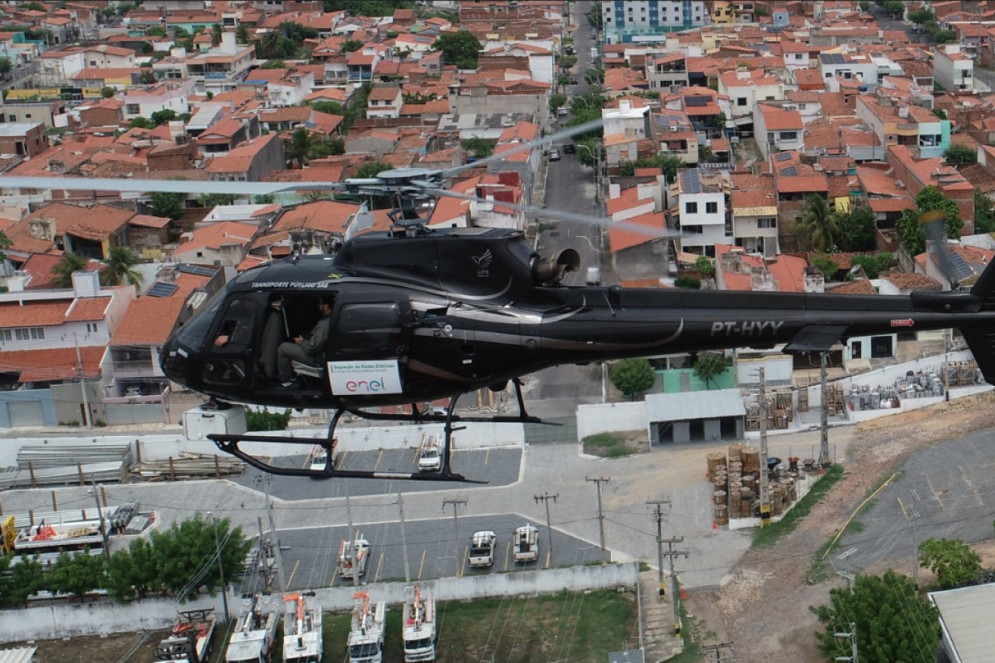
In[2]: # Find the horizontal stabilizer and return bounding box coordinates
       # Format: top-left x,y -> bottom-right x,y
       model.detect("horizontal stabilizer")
783,325 -> 849,354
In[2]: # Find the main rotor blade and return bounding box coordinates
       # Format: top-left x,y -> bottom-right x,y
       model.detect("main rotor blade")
420,186 -> 682,239
440,117 -> 605,180
0,175 -> 346,196
920,209 -> 959,287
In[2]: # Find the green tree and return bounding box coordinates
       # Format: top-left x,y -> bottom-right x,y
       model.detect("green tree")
908,6 -> 935,24
105,537 -> 160,601
261,59 -> 286,69
919,538 -> 982,589
944,144 -> 977,165
810,255 -> 840,280
798,194 -> 838,252
100,86 -> 115,98
0,57 -> 10,76
148,513 -> 249,598
101,246 -> 144,287
50,253 -> 89,288
896,186 -> 963,257
975,188 -> 995,234
462,137 -> 494,159
150,109 -> 177,126
618,154 -> 686,181
610,358 -> 655,400
585,5 -> 603,28
859,0 -> 871,11
310,100 -> 345,116
7,555 -> 44,606
0,229 -> 11,267
246,408 -> 292,431
836,205 -> 877,252
47,550 -> 107,601
211,22 -> 223,47
146,26 -> 167,38
715,111 -> 726,132
149,190 -> 186,220
128,116 -> 155,130
813,571 -> 939,663
574,138 -> 600,167
881,0 -> 904,18
341,39 -> 363,53
674,275 -> 701,289
431,30 -> 482,69
851,254 -> 883,279
556,74 -> 570,92
236,23 -> 250,44
694,255 -> 715,277
254,194 -> 275,205
355,160 -> 391,179
693,352 -> 732,389
549,93 -> 568,113
138,69 -> 157,85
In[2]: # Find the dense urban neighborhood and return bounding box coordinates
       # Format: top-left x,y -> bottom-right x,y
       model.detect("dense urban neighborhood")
5,1 -> 995,662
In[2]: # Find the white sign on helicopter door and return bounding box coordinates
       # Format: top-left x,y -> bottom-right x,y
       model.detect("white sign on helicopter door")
328,360 -> 404,395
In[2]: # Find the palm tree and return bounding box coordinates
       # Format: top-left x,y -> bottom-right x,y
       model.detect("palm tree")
101,247 -> 143,287
211,22 -> 223,47
50,253 -> 88,288
798,194 -> 838,253
101,247 -> 144,287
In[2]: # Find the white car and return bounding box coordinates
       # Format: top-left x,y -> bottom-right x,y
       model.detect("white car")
549,150 -> 561,161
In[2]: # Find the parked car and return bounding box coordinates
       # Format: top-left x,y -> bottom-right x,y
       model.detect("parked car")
570,77 -> 578,84
562,143 -> 576,154
549,149 -> 561,161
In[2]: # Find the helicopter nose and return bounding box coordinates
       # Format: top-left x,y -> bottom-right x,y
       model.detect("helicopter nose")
160,335 -> 189,384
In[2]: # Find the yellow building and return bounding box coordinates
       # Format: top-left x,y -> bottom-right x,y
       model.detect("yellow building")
711,0 -> 736,23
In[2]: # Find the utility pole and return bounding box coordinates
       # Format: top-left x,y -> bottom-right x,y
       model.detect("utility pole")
587,476 -> 611,564
345,491 -> 358,588
263,476 -> 285,592
820,351 -> 831,468
661,537 -> 689,635
758,367 -> 770,527
442,497 -> 467,577
702,642 -> 736,662
534,492 -> 558,568
834,622 -> 858,662
647,499 -> 671,599
91,480 -> 109,557
398,491 -> 411,583
207,511 -> 231,623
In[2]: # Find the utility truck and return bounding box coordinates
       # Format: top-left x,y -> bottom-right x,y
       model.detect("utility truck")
468,531 -> 496,568
156,609 -> 216,663
513,524 -> 539,563
348,591 -> 386,663
336,534 -> 370,579
402,585 -> 437,662
416,433 -> 442,472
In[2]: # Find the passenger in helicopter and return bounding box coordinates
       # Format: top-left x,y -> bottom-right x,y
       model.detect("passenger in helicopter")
259,299 -> 287,381
277,297 -> 333,389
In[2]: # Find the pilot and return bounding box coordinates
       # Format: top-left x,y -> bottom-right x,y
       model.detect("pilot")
213,300 -> 253,348
277,297 -> 333,389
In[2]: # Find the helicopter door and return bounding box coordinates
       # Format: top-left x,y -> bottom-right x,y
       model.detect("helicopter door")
202,297 -> 256,387
328,301 -> 411,396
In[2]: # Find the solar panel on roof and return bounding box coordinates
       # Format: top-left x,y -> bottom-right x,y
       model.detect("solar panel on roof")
775,152 -> 792,162
780,166 -> 798,177
177,264 -> 217,277
681,169 -> 702,194
946,251 -> 974,283
147,282 -> 179,298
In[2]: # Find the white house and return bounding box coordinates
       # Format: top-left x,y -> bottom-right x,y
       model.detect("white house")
819,51 -> 877,92
675,168 -> 729,255
933,44 -> 974,92
718,68 -> 785,125
122,79 -> 195,121
753,103 -> 804,158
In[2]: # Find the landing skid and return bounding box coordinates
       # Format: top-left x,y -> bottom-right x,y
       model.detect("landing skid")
209,379 -> 553,483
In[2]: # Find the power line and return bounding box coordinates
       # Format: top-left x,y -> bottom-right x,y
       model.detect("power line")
534,492 -> 558,569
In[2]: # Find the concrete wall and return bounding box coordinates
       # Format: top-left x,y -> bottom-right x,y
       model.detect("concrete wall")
0,421 -> 525,469
576,402 -> 646,441
0,563 -> 639,641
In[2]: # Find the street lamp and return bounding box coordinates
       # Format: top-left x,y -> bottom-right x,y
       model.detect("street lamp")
206,512 -> 231,623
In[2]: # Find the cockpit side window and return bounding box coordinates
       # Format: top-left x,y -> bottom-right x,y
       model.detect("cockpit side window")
213,298 -> 257,352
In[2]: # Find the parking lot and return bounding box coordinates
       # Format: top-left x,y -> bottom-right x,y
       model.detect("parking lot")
238,513 -> 604,593
232,446 -> 523,499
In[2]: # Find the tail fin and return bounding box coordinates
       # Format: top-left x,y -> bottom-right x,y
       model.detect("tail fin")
963,261 -> 995,384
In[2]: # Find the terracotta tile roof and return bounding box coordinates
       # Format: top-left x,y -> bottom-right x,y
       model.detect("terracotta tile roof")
882,271 -> 943,291
775,174 -> 828,194
0,346 -> 105,382
730,173 -> 776,213
0,295 -> 108,328
271,200 -> 362,234
830,279 -> 877,294
130,214 -> 171,229
606,186 -> 654,217
609,210 -> 665,253
173,221 -> 258,259
109,271 -> 212,346
24,203 -> 133,242
759,104 -> 803,131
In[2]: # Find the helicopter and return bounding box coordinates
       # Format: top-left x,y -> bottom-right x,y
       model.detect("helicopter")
3,123 -> 995,483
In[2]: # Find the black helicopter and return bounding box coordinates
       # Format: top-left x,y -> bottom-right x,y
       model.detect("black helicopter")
3,122 -> 995,483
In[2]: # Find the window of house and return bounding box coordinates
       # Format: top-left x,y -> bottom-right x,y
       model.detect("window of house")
682,225 -> 703,234
758,217 -> 776,228
780,131 -> 797,140
685,202 -> 698,214
737,98 -> 747,106
0,329 -> 10,341
7,115 -> 13,122
706,202 -> 718,214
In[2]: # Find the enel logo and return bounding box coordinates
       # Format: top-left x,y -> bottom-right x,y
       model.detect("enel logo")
346,377 -> 386,392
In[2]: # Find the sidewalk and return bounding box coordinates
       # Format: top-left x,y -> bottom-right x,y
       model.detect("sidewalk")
638,570 -> 684,663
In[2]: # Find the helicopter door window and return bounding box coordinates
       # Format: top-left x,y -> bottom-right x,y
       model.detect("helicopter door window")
213,299 -> 256,351
335,302 -> 402,357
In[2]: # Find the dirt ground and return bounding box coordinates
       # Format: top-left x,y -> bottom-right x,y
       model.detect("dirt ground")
684,391 -> 995,663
